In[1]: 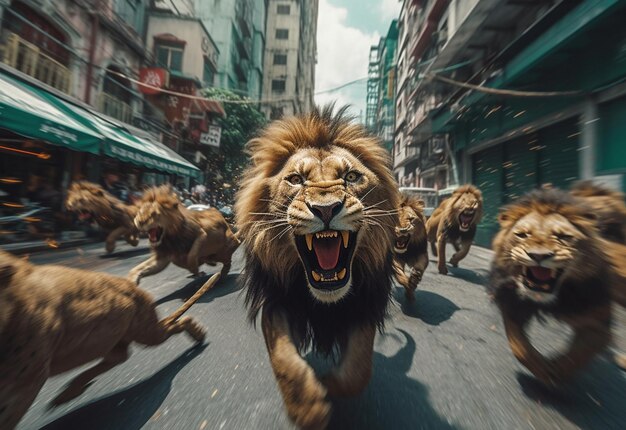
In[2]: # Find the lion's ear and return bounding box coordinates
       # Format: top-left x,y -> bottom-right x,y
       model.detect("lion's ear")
497,210 -> 518,229
95,189 -> 104,197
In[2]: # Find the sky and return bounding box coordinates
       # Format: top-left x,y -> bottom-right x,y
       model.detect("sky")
314,0 -> 402,122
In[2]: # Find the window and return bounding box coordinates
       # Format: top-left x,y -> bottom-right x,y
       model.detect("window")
273,54 -> 287,65
203,58 -> 214,86
155,44 -> 183,71
277,4 -> 290,14
275,29 -> 289,40
271,79 -> 286,92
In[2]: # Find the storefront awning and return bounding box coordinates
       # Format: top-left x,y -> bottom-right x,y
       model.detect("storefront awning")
0,73 -> 101,153
0,70 -> 200,179
55,99 -> 200,178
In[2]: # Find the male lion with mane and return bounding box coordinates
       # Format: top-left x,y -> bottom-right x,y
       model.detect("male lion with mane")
426,184 -> 483,274
235,105 -> 399,428
393,193 -> 429,301
128,185 -> 239,284
65,181 -> 139,253
490,187 -> 626,385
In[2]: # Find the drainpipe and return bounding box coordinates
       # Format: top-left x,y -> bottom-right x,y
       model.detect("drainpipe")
84,12 -> 98,104
580,97 -> 598,180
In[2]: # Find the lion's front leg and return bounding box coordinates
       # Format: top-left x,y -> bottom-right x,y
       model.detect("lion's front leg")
186,231 -> 208,276
393,260 -> 409,288
321,324 -> 375,397
502,311 -> 561,385
105,226 -> 127,253
128,255 -> 170,285
549,306 -> 612,382
436,234 -> 448,275
450,240 -> 472,267
407,252 -> 429,299
262,308 -> 330,430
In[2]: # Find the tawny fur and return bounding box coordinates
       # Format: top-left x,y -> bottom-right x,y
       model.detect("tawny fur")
393,194 -> 429,301
128,185 -> 239,285
65,181 -> 139,253
570,180 -> 626,244
490,188 -> 626,385
235,105 -> 399,429
426,184 -> 483,274
0,250 -> 219,430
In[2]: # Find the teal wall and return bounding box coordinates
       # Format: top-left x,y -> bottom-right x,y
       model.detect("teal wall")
598,96 -> 626,174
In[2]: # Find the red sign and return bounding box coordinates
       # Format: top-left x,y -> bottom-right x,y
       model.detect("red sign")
138,68 -> 169,95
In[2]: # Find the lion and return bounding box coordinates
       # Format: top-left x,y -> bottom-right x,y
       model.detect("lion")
0,249 -> 220,429
65,181 -> 139,253
393,194 -> 429,301
490,187 -> 626,386
235,105 -> 400,428
128,185 -> 239,285
570,180 -> 626,244
426,184 -> 483,274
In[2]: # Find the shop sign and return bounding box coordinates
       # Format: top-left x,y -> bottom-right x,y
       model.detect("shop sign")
200,125 -> 221,148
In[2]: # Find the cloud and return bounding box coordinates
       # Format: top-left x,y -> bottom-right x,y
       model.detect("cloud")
380,0 -> 402,22
315,0 -> 380,121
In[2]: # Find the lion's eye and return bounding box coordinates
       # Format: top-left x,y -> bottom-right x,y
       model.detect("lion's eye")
555,233 -> 573,241
344,171 -> 362,183
514,231 -> 528,239
286,174 -> 304,185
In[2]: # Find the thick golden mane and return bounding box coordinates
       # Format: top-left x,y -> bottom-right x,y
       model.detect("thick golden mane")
67,180 -> 136,220
235,105 -> 398,277
139,184 -> 179,207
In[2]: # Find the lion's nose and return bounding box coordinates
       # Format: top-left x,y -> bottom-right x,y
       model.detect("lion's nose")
309,201 -> 343,226
526,251 -> 555,263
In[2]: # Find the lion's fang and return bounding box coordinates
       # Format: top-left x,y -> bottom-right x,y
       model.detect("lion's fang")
341,231 -> 349,248
306,234 -> 313,251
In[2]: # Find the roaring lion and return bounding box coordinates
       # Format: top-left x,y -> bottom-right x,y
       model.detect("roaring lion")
235,105 -> 400,428
65,181 -> 139,253
570,180 -> 626,244
393,194 -> 429,301
128,185 -> 239,285
490,187 -> 626,385
426,184 -> 483,274
0,249 -> 220,429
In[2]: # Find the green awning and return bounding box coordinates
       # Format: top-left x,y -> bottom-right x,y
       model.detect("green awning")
0,73 -> 101,153
54,99 -> 200,178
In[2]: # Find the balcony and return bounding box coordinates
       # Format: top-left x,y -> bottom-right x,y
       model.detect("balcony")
97,93 -> 133,124
236,37 -> 251,60
393,144 -> 420,169
235,0 -> 253,38
1,33 -> 71,93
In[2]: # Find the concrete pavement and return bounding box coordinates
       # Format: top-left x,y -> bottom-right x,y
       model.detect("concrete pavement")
15,240 -> 626,430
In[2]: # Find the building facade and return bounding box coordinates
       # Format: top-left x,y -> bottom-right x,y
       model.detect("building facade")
393,0 -> 626,247
366,20 -> 398,154
195,0 -> 264,99
262,0 -> 318,119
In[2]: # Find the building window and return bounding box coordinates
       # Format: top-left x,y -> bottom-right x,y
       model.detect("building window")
271,79 -> 286,92
155,44 -> 183,72
276,29 -> 289,40
273,53 -> 287,65
203,58 -> 214,86
277,4 -> 290,14
270,107 -> 284,119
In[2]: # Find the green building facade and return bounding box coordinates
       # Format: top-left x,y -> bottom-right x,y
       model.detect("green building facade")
430,0 -> 626,247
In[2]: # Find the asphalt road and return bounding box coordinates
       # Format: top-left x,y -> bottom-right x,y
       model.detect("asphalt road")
13,239 -> 626,430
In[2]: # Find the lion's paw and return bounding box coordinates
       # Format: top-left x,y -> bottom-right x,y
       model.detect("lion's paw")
438,264 -> 448,275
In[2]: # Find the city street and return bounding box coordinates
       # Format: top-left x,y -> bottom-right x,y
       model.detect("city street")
16,241 -> 626,430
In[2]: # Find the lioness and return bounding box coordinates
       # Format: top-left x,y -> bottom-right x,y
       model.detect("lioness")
490,187 -> 626,385
235,105 -> 400,428
0,250 -> 220,429
65,181 -> 139,253
393,194 -> 429,301
426,184 -> 483,274
128,185 -> 239,284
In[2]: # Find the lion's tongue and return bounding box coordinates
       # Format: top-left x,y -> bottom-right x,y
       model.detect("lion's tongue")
149,228 -> 159,242
529,266 -> 552,282
313,236 -> 341,270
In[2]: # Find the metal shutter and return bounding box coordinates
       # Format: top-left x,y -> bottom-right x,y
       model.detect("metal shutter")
472,144 -> 503,247
538,119 -> 580,189
503,135 -> 540,203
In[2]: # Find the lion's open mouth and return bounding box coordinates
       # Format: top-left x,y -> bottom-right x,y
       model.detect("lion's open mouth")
148,227 -> 164,245
394,235 -> 410,253
459,210 -> 475,231
294,230 -> 357,291
77,210 -> 93,221
521,266 -> 563,293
